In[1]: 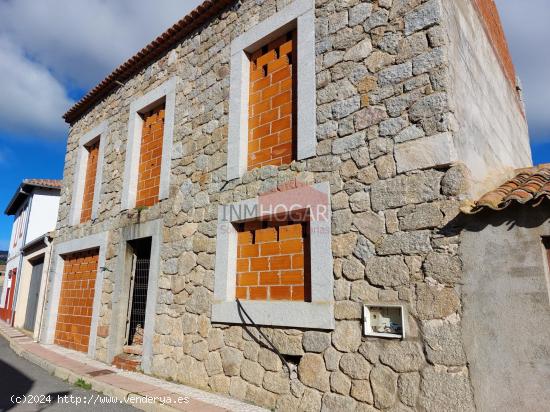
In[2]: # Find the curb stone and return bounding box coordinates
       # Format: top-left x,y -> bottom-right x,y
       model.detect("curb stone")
0,322 -> 266,412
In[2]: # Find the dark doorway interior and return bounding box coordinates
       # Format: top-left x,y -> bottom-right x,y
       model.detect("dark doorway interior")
126,237 -> 151,346
23,258 -> 44,332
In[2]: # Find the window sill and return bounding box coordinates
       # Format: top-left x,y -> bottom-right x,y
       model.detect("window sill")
212,300 -> 334,330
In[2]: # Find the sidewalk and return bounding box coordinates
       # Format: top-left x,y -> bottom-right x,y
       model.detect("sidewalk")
0,321 -> 266,412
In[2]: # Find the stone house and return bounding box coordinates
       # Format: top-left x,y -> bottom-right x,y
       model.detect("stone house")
39,0 -> 547,410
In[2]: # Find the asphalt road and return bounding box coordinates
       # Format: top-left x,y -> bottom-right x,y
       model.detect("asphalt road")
0,335 -> 136,412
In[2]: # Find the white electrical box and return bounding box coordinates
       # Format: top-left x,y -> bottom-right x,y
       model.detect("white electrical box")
363,304 -> 405,339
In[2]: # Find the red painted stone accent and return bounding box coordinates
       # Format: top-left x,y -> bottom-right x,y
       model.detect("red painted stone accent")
96,325 -> 109,338
112,353 -> 141,371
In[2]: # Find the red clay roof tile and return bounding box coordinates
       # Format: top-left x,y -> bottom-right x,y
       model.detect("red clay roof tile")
462,164 -> 550,213
23,179 -> 63,189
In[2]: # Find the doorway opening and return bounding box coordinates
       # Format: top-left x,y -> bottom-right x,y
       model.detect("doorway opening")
126,237 -> 151,346
113,237 -> 151,371
23,257 -> 44,332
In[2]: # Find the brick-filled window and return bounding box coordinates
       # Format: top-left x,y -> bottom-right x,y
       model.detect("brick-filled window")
247,31 -> 296,170
70,121 -> 107,225
227,2 -> 315,179
54,250 -> 98,353
213,182 -> 333,329
136,104 -> 165,207
80,140 -> 100,222
235,220 -> 310,301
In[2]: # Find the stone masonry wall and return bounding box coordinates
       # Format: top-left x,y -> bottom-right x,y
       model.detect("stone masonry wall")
52,0 -> 478,410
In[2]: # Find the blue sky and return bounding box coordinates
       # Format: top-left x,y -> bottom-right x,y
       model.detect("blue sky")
0,0 -> 203,249
0,0 -> 548,250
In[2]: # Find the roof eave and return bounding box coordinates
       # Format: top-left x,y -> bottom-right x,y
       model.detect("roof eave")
4,182 -> 62,215
21,233 -> 52,253
4,185 -> 29,216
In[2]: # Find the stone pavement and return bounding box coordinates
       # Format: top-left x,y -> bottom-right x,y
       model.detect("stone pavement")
0,321 -> 266,412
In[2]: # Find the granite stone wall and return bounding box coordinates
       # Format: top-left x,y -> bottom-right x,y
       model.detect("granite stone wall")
50,0 -> 482,410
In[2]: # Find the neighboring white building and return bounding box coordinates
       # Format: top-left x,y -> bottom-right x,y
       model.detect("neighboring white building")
14,233 -> 55,340
0,179 -> 61,328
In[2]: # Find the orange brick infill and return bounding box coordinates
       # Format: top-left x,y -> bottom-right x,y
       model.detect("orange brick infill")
247,30 -> 296,170
54,249 -> 98,353
136,104 -> 165,207
236,221 -> 309,301
80,140 -> 100,222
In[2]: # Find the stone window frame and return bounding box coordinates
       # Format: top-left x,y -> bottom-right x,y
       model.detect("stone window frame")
212,182 -> 334,330
227,0 -> 316,180
108,219 -> 162,375
41,232 -> 108,358
121,77 -> 177,210
69,121 -> 108,225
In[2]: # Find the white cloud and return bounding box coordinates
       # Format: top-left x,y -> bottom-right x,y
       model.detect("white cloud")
0,0 -> 202,139
1,0 -> 544,141
0,0 -> 203,87
495,0 -> 550,139
0,37 -> 73,138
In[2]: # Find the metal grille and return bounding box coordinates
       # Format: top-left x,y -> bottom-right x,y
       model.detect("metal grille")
127,258 -> 150,345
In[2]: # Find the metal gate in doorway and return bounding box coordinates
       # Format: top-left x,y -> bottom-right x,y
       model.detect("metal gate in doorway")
23,260 -> 43,331
126,257 -> 150,345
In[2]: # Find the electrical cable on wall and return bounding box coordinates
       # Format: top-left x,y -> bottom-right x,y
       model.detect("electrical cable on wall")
236,298 -> 298,378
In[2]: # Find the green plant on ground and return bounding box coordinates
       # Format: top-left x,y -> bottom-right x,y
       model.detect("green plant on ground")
74,378 -> 92,390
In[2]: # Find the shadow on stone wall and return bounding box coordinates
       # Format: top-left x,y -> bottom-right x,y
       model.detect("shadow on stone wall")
442,200 -> 550,235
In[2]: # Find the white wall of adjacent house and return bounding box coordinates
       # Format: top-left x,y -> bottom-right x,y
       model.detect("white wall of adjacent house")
1,201 -> 28,309
25,190 -> 60,244
8,201 -> 29,260
1,189 -> 59,310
